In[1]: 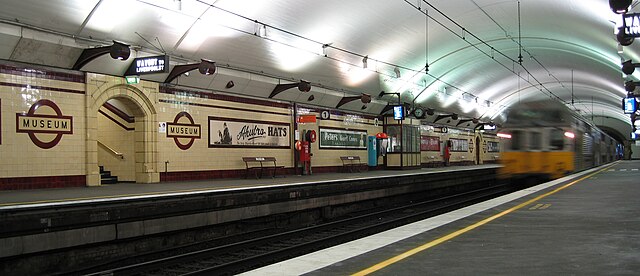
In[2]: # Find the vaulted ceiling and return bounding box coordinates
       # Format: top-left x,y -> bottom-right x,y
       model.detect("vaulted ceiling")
0,0 -> 636,141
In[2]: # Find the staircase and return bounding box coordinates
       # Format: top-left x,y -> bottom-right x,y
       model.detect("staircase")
100,166 -> 119,184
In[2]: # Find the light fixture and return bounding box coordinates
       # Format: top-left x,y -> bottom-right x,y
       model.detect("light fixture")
198,59 -> 216,75
336,93 -> 372,108
110,41 -> 131,60
617,27 -> 634,46
298,80 -> 311,92
622,60 -> 640,75
164,59 -> 217,83
610,0 -> 632,14
394,67 -> 401,78
269,80 -> 312,98
362,55 -> 368,69
625,80 -> 639,92
72,40 -> 131,70
426,108 -> 435,116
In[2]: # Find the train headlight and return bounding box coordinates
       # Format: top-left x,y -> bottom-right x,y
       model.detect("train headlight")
564,132 -> 576,139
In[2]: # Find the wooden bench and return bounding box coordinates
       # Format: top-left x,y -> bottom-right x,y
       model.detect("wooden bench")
340,156 -> 366,173
242,157 -> 284,179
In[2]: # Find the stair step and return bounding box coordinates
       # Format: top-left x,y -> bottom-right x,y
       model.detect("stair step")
101,176 -> 118,184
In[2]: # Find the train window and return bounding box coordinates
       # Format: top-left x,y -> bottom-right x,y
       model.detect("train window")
550,129 -> 564,150
530,132 -> 542,150
511,130 -> 523,150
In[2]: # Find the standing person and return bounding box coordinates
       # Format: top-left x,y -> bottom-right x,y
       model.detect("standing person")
444,140 -> 451,166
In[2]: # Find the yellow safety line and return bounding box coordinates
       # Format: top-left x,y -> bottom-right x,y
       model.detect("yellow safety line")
352,164 -> 615,276
0,184 -> 260,207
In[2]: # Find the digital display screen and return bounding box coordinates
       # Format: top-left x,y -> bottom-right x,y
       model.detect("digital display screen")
125,55 -> 169,75
393,105 -> 404,120
624,97 -> 637,114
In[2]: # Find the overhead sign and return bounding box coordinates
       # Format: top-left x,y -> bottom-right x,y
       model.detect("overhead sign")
623,13 -> 640,37
125,55 -> 169,75
297,115 -> 317,124
623,97 -> 637,114
393,105 -> 404,120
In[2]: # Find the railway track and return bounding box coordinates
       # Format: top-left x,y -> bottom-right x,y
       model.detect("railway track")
83,183 -> 513,276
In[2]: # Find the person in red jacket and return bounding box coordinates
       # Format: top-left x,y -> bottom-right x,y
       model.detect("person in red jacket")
444,140 -> 451,166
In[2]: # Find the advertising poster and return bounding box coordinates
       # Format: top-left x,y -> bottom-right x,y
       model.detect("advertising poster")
319,127 -> 367,149
208,117 -> 290,148
420,136 -> 440,151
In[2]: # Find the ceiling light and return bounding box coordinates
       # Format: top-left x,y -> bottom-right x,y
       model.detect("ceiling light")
617,27 -> 634,46
610,0 -> 632,14
164,59 -> 217,83
198,59 -> 216,75
72,40 -> 131,70
109,41 -> 131,60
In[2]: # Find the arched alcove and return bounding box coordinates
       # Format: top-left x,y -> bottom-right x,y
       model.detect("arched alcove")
86,81 -> 159,186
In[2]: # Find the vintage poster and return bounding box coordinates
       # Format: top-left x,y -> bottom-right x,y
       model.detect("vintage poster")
208,117 -> 290,148
420,135 -> 440,151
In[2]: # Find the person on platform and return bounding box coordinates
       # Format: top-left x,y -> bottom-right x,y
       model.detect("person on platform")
444,140 -> 451,166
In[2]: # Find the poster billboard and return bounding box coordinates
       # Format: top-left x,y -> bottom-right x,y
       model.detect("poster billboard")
208,117 -> 290,148
319,127 -> 367,149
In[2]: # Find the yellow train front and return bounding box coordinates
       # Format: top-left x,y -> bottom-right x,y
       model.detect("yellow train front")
497,100 -> 618,182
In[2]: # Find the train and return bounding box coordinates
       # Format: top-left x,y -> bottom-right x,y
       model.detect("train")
497,100 -> 619,182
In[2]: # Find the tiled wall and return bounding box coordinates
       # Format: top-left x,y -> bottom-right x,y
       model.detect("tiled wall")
158,86 -> 295,177
0,63 -> 86,189
0,60 -> 493,189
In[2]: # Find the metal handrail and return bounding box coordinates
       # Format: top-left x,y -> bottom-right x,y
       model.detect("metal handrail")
97,140 -> 124,159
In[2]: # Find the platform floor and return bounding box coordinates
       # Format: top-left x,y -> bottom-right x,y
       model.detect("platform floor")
242,160 -> 640,275
0,164 -> 499,208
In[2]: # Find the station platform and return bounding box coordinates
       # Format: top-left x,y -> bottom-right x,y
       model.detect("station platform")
0,164 -> 499,209
242,160 -> 640,275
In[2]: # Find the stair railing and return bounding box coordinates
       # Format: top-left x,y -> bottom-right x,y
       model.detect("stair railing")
97,140 -> 124,159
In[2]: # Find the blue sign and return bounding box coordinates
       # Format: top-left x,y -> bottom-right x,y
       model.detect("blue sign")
623,97 -> 637,114
393,105 -> 404,120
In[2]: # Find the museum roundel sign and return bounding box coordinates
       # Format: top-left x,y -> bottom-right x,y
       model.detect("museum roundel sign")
16,99 -> 73,149
166,111 -> 201,150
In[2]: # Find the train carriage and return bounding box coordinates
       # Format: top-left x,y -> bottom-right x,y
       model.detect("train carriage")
497,100 -> 618,182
